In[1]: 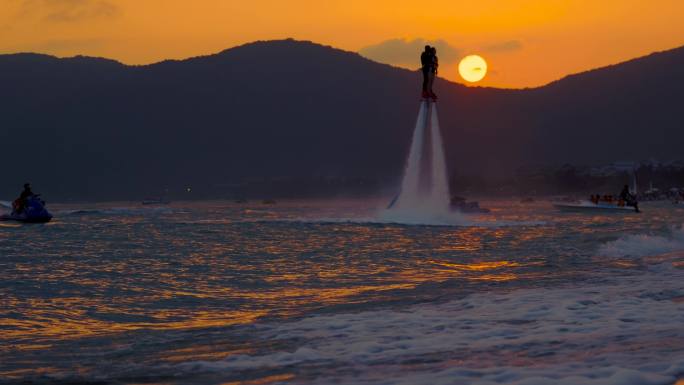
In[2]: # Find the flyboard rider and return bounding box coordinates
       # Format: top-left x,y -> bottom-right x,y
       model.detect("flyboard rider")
420,46 -> 438,100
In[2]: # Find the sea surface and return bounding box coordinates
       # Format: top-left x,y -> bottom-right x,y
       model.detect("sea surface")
1,199 -> 684,385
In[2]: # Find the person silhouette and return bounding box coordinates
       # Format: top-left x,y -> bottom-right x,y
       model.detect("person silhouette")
420,45 -> 432,98
13,183 -> 34,214
427,47 -> 438,100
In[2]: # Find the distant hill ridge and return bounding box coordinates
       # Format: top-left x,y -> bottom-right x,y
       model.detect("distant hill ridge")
1,39 -> 683,200
8,39 -> 684,87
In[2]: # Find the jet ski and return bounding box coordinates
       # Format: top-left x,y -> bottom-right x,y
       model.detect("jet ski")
0,195 -> 53,223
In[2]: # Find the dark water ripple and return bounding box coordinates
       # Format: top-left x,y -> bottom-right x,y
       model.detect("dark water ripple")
1,199 -> 682,383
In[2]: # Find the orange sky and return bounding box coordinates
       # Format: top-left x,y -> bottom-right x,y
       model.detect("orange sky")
1,0 -> 683,88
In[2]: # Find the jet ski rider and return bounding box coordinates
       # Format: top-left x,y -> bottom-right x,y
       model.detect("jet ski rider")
13,183 -> 34,214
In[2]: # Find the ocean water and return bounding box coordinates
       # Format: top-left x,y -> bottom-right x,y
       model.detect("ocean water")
1,199 -> 684,385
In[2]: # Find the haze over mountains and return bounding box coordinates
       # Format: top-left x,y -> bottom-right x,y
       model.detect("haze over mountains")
1,39 -> 683,200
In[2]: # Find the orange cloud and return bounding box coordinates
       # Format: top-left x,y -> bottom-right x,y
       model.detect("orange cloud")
360,38 -> 460,67
19,0 -> 120,23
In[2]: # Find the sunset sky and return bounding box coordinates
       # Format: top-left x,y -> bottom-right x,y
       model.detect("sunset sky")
2,0 -> 684,88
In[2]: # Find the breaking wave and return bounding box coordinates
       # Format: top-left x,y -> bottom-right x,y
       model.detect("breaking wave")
598,225 -> 684,258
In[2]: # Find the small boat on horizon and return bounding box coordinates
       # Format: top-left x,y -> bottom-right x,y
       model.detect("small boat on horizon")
552,199 -> 638,213
555,171 -> 640,213
450,196 -> 491,214
142,197 -> 171,205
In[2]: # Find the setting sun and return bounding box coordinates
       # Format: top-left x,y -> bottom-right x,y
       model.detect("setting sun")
458,55 -> 488,83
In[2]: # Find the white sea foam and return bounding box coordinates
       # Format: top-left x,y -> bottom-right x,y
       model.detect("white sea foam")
598,225 -> 684,258
177,256 -> 684,384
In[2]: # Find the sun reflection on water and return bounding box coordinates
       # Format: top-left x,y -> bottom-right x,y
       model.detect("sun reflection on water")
0,199 -> 669,376
219,373 -> 296,385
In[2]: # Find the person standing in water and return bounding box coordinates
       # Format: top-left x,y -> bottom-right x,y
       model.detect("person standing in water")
420,45 -> 433,99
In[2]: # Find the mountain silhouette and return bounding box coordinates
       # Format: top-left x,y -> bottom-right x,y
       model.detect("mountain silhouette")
1,39 -> 683,200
